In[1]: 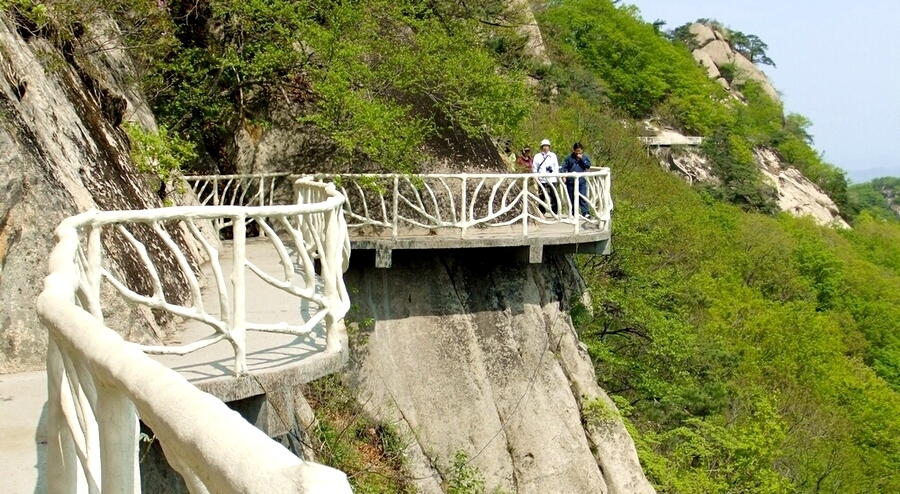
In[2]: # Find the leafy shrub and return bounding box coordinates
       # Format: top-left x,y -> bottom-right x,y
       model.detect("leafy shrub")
124,122 -> 196,183
538,0 -> 732,134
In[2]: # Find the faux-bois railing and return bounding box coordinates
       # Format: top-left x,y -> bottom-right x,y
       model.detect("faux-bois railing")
184,170 -> 613,238
37,178 -> 352,493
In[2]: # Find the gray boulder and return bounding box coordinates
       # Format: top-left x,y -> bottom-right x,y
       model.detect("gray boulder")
689,22 -> 716,47
692,25 -> 781,104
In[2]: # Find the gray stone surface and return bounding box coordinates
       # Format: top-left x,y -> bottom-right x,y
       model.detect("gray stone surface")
343,253 -> 655,494
691,24 -> 781,104
697,39 -> 734,68
754,148 -> 850,228
0,15 -> 202,373
689,22 -> 716,47
692,48 -> 722,79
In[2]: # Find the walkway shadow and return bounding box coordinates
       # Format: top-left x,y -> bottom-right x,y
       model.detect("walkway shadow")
344,249 -> 574,322
34,402 -> 47,494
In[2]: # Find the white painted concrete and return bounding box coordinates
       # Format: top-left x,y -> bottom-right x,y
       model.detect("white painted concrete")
151,240 -> 329,384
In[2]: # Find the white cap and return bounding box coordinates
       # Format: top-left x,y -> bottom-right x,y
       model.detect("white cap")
540,139 -> 551,147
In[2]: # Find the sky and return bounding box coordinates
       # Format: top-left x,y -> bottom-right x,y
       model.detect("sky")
625,0 -> 900,183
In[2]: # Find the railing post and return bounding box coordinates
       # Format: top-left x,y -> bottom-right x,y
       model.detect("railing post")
231,213 -> 247,375
574,175 -> 581,234
461,176 -> 467,238
85,225 -> 104,322
259,177 -> 267,238
323,207 -> 341,353
392,175 -> 399,240
521,175 -> 529,236
47,340 -> 78,494
213,177 -> 221,232
96,385 -> 139,493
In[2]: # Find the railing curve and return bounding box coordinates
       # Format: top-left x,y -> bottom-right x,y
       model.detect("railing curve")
37,178 -> 352,492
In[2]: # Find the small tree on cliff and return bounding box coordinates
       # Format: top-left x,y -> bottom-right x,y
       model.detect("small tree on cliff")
729,31 -> 776,67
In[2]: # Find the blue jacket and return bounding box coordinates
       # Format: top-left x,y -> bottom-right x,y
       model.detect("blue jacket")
562,153 -> 591,174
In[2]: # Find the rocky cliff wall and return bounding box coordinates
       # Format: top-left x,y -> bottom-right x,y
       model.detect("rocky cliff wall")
0,15 -> 201,373
343,252 -> 655,494
651,140 -> 849,228
688,22 -> 780,104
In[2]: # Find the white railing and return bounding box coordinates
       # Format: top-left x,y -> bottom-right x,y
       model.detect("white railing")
184,171 -> 613,239
65,179 -> 349,375
184,173 -> 293,233
317,171 -> 612,238
37,178 -> 352,493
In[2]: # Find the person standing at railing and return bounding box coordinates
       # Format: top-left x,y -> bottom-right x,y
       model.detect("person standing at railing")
515,146 -> 533,173
532,139 -> 559,215
562,142 -> 592,218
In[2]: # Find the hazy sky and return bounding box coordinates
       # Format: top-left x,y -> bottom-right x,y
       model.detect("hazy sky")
625,0 -> 900,183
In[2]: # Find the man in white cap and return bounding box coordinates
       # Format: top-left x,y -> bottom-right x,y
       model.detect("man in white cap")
532,139 -> 559,214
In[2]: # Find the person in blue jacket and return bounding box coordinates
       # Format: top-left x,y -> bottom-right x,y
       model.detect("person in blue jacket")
562,142 -> 592,218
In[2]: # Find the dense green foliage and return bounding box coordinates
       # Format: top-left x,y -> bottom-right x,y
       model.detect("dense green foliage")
141,0 -> 530,172
536,2 -> 850,214
847,178 -> 900,222
574,148 -> 900,490
527,2 -> 900,491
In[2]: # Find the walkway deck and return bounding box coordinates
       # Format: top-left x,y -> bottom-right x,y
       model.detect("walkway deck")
148,239 -> 346,402
0,241 -> 340,493
351,221 -> 610,267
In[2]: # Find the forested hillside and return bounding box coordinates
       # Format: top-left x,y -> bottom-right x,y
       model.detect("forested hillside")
527,2 -> 900,492
7,0 -> 900,491
526,2 -> 900,491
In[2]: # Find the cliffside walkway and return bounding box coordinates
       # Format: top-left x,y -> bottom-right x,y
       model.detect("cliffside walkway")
186,170 -> 613,267
17,177 -> 354,493
7,171 -> 615,493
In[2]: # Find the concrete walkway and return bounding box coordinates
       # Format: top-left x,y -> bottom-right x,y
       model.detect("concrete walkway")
149,239 -> 330,386
0,239 -> 336,493
0,371 -> 48,494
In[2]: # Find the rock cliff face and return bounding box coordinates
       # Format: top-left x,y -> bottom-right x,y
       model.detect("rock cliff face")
688,22 -> 780,103
343,252 -> 655,494
0,15 -> 199,373
753,148 -> 850,228
653,140 -> 849,228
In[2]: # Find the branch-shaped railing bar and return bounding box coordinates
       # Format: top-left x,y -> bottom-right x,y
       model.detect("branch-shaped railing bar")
313,171 -> 612,238
48,180 -> 350,376
183,171 -> 613,240
39,280 -> 352,494
184,173 -> 293,234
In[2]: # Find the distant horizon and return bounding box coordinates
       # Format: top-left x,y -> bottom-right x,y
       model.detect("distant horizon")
624,0 -> 900,186
847,167 -> 900,184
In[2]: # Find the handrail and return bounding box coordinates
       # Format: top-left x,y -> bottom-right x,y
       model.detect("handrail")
37,178 -> 352,493
315,171 -> 613,238
57,179 -> 349,375
184,171 -> 614,239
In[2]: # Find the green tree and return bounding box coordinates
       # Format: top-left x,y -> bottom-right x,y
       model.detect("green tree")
729,30 -> 776,67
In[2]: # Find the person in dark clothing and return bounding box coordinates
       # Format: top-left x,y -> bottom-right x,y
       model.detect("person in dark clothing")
561,142 -> 592,218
